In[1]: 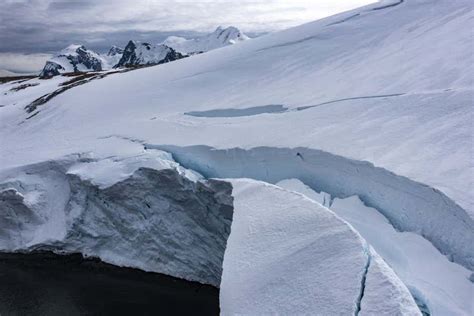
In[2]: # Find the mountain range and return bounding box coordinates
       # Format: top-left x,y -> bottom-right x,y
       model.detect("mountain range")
39,26 -> 249,78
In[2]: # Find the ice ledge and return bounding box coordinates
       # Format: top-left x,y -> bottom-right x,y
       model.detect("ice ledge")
0,153 -> 233,287
66,150 -> 203,188
155,145 -> 474,271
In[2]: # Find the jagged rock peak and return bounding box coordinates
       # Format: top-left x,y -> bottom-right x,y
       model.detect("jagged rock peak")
115,40 -> 185,68
107,45 -> 124,56
39,44 -> 103,78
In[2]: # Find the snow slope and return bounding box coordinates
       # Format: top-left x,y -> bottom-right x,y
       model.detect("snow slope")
221,179 -> 420,315
1,0 -> 471,265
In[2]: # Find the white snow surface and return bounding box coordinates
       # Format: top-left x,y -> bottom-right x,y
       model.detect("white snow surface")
0,0 -> 470,219
0,1 -> 471,311
163,26 -> 249,54
277,178 -> 474,316
362,249 -> 423,316
0,0 -> 472,300
221,179 -> 420,315
67,150 -> 202,188
101,53 -> 122,70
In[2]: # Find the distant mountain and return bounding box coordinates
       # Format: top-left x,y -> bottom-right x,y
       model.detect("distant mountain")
163,26 -> 249,55
39,26 -> 250,78
40,44 -> 104,78
102,45 -> 124,69
114,41 -> 184,68
0,69 -> 19,77
107,46 -> 124,56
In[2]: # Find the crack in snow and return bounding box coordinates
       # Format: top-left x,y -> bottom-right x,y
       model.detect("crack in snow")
326,14 -> 361,26
411,291 -> 431,316
355,245 -> 371,316
371,0 -> 405,11
295,93 -> 405,111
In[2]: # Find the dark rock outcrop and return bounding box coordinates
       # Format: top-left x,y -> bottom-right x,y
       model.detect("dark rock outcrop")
115,41 -> 186,68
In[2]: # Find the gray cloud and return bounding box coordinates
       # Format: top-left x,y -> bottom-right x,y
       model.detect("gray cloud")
0,0 -> 374,72
0,53 -> 52,74
47,1 -> 95,11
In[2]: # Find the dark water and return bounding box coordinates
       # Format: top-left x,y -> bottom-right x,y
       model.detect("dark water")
0,252 -> 219,316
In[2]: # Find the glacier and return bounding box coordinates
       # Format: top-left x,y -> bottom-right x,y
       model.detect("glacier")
0,0 -> 472,314
0,150 -> 423,314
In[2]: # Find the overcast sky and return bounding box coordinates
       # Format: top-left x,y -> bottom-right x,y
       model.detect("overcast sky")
0,0 -> 375,73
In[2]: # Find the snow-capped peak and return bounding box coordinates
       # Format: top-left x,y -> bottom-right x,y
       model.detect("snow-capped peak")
60,44 -> 87,56
40,44 -> 104,78
163,26 -> 250,55
212,26 -> 249,44
114,40 -> 184,68
38,27 -> 249,78
107,45 -> 124,56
